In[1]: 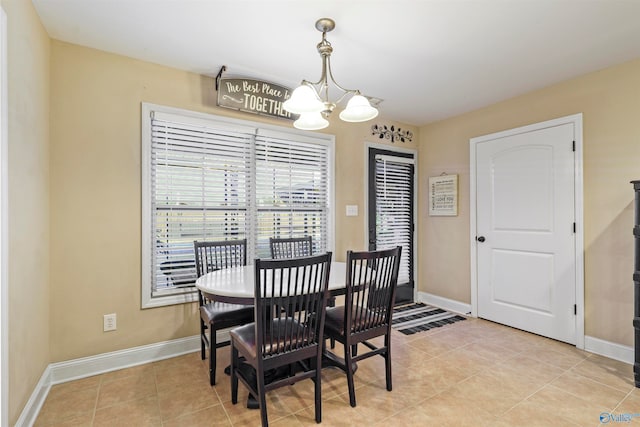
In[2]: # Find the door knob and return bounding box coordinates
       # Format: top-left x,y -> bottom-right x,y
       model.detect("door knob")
477,236 -> 486,242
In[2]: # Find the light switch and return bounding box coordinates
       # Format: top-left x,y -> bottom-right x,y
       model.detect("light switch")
346,205 -> 358,216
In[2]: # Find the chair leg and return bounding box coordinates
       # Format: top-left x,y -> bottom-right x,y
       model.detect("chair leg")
231,345 -> 239,405
351,344 -> 358,357
329,297 -> 336,349
385,352 -> 392,392
314,354 -> 322,423
257,371 -> 268,427
200,321 -> 206,360
344,342 -> 356,407
385,334 -> 392,392
209,325 -> 216,386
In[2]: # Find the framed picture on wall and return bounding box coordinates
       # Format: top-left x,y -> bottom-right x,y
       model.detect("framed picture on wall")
429,174 -> 458,216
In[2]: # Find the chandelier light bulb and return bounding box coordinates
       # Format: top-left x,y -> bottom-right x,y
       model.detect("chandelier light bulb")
293,112 -> 329,130
283,85 -> 324,114
339,95 -> 379,122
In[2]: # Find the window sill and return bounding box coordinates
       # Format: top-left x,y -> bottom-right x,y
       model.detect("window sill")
141,288 -> 198,309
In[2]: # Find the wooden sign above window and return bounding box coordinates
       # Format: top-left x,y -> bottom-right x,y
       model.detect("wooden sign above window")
215,67 -> 298,121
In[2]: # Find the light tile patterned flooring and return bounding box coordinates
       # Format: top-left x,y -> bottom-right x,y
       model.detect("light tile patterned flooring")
35,317 -> 638,426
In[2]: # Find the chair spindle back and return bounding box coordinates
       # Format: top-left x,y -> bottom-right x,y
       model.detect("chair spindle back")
254,253 -> 331,362
194,239 -> 247,278
269,236 -> 313,259
345,247 -> 402,335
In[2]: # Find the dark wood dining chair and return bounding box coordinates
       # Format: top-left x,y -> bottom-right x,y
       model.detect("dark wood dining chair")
194,239 -> 254,386
323,246 -> 402,407
269,235 -> 337,347
269,236 -> 313,259
230,252 -> 332,427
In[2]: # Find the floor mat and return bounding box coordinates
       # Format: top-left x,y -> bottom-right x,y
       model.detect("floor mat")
392,302 -> 466,335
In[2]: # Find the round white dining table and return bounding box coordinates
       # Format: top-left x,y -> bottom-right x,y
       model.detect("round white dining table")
195,261 -> 347,304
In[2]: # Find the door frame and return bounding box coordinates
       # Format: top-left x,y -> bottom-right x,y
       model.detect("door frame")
0,7 -> 7,424
469,114 -> 584,349
364,142 -> 418,303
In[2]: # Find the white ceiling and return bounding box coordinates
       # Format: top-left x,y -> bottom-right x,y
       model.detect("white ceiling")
32,0 -> 640,126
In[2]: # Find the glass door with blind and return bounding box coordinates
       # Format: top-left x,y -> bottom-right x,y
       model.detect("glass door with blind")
368,148 -> 415,304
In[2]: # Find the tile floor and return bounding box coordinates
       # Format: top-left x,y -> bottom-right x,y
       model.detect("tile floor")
35,317 -> 638,426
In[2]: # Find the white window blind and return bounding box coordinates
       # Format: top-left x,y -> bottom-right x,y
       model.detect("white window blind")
142,105 -> 333,307
375,155 -> 414,285
254,129 -> 330,258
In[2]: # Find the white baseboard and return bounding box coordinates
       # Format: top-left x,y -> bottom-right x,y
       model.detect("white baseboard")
584,335 -> 634,365
418,292 -> 472,316
16,333 -> 206,426
50,334 -> 201,384
14,365 -> 51,427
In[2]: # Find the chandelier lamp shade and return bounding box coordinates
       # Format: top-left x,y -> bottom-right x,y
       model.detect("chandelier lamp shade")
283,18 -> 379,130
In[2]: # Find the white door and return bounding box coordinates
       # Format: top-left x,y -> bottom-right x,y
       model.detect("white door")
475,122 -> 577,344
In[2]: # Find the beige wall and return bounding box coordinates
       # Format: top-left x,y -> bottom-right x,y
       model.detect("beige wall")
49,40 -> 418,363
419,58 -> 640,346
2,0 -> 51,424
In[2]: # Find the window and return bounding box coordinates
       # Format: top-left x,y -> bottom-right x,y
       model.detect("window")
142,104 -> 334,308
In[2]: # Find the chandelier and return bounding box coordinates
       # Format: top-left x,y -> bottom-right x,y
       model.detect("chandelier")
283,18 -> 379,130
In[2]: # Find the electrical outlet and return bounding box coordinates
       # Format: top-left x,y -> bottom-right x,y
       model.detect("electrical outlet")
103,313 -> 117,332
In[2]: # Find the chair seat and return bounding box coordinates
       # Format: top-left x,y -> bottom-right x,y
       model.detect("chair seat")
230,318 -> 312,359
324,305 -> 379,337
200,301 -> 254,326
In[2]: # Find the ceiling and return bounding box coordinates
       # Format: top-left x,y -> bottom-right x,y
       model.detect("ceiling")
32,0 -> 640,127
